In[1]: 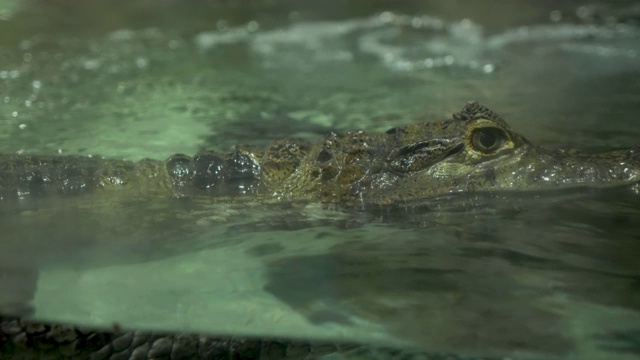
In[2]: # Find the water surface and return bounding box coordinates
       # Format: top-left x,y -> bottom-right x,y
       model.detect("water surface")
1,1 -> 639,359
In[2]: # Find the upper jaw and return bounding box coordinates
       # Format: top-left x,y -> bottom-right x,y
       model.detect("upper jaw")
485,145 -> 640,191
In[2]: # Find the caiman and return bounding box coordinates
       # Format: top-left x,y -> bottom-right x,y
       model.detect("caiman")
1,101 -> 639,207
1,101 -> 640,360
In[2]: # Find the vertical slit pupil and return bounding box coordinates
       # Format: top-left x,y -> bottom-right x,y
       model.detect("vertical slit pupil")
473,128 -> 505,152
479,131 -> 496,148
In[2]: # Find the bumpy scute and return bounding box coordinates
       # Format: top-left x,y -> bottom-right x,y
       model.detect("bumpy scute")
261,139 -> 309,183
452,101 -> 506,124
223,148 -> 262,195
191,151 -> 224,190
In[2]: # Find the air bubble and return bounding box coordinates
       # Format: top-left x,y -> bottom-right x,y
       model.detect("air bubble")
444,55 -> 454,65
424,58 -> 434,68
459,18 -> 473,28
83,59 -> 101,70
247,21 -> 259,32
549,10 -> 562,23
136,57 -> 149,69
379,11 -> 394,24
576,6 -> 591,20
482,64 -> 495,74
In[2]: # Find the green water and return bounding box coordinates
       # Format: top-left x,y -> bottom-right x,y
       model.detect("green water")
1,1 -> 640,359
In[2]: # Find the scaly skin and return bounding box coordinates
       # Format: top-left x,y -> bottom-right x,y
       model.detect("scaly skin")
0,315 -> 358,360
1,102 -> 639,207
0,316 -> 499,360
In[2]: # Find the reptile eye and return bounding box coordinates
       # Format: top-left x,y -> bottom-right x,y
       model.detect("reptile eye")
471,128 -> 506,153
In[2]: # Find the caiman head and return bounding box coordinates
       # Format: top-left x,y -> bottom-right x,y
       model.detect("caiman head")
363,101 -> 640,205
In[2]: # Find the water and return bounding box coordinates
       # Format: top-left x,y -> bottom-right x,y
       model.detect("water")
1,1 -> 640,359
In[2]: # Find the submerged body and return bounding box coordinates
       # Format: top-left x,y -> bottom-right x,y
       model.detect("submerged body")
1,102 -> 638,207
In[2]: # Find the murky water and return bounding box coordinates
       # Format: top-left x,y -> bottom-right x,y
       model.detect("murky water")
1,1 -> 640,359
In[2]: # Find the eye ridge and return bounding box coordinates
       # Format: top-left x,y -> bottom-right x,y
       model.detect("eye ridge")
471,127 -> 506,153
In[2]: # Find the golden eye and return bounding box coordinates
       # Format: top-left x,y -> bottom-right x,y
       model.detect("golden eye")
471,128 -> 506,153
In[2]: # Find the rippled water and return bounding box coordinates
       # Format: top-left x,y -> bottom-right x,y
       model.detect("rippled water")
1,1 -> 640,359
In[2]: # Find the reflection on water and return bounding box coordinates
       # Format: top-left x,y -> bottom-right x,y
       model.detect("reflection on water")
1,1 -> 640,359
264,190 -> 640,358
2,189 -> 639,359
